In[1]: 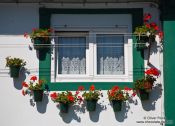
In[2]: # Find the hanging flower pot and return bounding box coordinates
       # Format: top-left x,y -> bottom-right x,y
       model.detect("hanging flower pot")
33,37 -> 50,50
86,100 -> 97,111
136,36 -> 149,50
111,100 -> 122,112
139,89 -> 149,101
10,66 -> 21,78
6,57 -> 26,78
59,102 -> 69,113
33,90 -> 43,102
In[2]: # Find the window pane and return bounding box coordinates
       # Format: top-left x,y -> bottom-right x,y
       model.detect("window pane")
97,34 -> 124,75
58,37 -> 86,74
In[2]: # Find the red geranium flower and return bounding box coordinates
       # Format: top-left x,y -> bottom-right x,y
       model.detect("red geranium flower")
78,86 -> 84,91
132,92 -> 136,97
22,90 -> 26,96
158,31 -> 164,39
90,85 -> 95,91
30,76 -> 37,81
22,82 -> 28,87
24,32 -> 28,38
145,68 -> 160,76
145,23 -> 151,28
124,86 -> 132,91
112,86 -> 119,92
50,92 -> 58,100
144,13 -> 151,22
68,95 -> 74,102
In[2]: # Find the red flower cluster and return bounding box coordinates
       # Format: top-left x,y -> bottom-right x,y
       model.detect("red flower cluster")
30,76 -> 37,81
143,13 -> 163,38
22,82 -> 28,87
90,85 -> 95,91
50,92 -> 58,100
145,68 -> 160,76
144,13 -> 151,22
68,95 -> 74,102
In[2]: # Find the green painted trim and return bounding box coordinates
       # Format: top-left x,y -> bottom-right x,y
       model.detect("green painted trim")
39,8 -> 144,91
163,19 -> 175,126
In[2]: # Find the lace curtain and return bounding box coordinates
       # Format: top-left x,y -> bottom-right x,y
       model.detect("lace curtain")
58,37 -> 86,74
97,35 -> 124,75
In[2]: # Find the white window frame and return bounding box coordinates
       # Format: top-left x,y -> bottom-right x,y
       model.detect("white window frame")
51,27 -> 133,82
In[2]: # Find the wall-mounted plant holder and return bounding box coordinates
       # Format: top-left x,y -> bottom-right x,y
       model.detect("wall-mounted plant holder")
136,36 -> 149,50
86,100 -> 97,111
139,89 -> 150,101
59,102 -> 69,113
33,37 -> 50,50
33,90 -> 44,102
111,100 -> 122,112
10,66 -> 21,78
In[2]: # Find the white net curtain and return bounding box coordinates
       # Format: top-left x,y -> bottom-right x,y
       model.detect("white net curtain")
57,34 -> 124,75
58,37 -> 86,74
97,35 -> 124,75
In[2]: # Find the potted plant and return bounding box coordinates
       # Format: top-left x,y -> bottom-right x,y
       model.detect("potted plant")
82,85 -> 102,111
50,91 -> 83,113
22,75 -> 45,102
24,28 -> 53,50
108,86 -> 135,112
134,68 -> 159,100
134,13 -> 163,50
6,56 -> 26,78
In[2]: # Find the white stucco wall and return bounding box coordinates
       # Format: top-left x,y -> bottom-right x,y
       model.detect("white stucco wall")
0,3 -> 164,126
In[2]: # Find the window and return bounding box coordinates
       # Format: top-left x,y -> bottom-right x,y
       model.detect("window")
51,29 -> 133,82
57,33 -> 87,75
96,34 -> 124,75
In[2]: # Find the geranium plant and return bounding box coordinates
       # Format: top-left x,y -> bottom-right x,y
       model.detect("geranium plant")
134,13 -> 163,38
81,85 -> 102,111
6,56 -> 26,78
134,13 -> 163,50
134,68 -> 160,100
108,86 -> 135,112
82,85 -> 102,101
24,28 -> 53,40
50,90 -> 83,113
24,28 -> 53,50
134,68 -> 159,92
22,75 -> 46,102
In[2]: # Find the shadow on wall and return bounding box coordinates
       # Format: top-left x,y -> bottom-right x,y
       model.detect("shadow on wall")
113,102 -> 130,122
36,93 -> 49,114
58,104 -> 82,123
58,101 -> 107,123
89,102 -> 107,122
13,67 -> 29,90
141,83 -> 162,111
